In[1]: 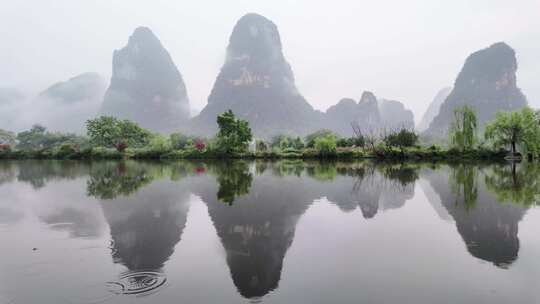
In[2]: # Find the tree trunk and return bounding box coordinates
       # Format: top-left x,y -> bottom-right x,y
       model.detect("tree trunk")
511,141 -> 516,156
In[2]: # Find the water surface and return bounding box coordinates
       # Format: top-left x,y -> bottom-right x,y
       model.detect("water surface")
0,160 -> 539,304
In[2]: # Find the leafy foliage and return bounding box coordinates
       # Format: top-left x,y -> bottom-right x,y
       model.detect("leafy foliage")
383,128 -> 418,153
449,106 -> 478,151
314,135 -> 337,157
305,129 -> 337,148
86,116 -> 151,152
0,129 -> 16,146
484,107 -> 540,156
214,110 -> 252,154
16,125 -> 87,150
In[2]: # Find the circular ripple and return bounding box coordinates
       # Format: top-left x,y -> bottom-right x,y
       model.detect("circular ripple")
107,271 -> 167,296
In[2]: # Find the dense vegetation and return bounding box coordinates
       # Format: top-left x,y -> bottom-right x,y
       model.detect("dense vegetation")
1,108 -> 539,161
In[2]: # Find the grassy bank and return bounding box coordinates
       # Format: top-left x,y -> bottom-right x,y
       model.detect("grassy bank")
0,146 -> 510,161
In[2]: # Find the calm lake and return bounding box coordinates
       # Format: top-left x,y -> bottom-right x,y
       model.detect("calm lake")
0,160 -> 539,304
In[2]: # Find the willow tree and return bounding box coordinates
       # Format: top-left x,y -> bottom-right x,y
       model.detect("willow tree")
449,106 -> 478,151
484,107 -> 540,157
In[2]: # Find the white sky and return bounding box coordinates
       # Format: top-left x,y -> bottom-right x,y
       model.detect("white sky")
2,0 -> 539,123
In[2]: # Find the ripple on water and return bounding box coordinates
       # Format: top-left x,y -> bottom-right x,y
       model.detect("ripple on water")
107,271 -> 167,296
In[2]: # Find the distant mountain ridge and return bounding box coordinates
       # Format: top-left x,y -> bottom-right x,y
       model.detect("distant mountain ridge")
325,91 -> 415,136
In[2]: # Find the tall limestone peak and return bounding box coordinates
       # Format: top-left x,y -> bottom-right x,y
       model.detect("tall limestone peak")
101,27 -> 190,133
193,13 -> 318,138
417,87 -> 452,132
426,42 -> 527,136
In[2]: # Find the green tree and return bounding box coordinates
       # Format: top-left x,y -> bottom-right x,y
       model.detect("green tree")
449,105 -> 478,151
255,139 -> 268,152
383,128 -> 418,154
305,129 -> 337,148
215,110 -> 252,154
0,129 -> 16,146
86,116 -> 151,152
314,135 -> 337,157
292,137 -> 305,149
484,107 -> 540,157
17,125 -> 87,150
170,133 -> 191,150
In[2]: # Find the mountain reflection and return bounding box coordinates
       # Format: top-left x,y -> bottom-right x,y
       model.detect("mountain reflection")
322,163 -> 418,218
423,163 -> 533,268
1,159 -> 539,299
192,162 -> 317,299
87,161 -> 191,295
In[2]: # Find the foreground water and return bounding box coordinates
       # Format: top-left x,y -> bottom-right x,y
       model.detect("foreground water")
0,160 -> 539,304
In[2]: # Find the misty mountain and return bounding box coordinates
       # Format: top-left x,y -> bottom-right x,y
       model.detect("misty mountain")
378,98 -> 415,130
191,13 -> 321,138
416,87 -> 452,132
101,27 -> 190,133
425,42 -> 528,136
325,91 -> 414,136
35,72 -> 106,133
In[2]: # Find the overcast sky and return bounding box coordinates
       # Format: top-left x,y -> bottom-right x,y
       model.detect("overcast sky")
2,0 -> 539,123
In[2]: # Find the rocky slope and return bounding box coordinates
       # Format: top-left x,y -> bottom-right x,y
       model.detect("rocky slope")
425,43 -> 527,136
191,13 -> 320,138
417,87 -> 452,132
101,27 -> 190,133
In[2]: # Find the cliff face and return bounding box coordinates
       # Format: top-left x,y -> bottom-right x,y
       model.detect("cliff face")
192,14 -> 320,138
101,27 -> 190,133
426,43 -> 527,136
417,87 -> 452,132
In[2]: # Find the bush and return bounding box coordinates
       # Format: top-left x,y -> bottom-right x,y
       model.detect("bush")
314,135 -> 337,157
305,129 -> 337,148
55,144 -> 79,158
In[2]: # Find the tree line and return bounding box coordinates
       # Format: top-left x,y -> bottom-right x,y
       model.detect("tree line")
0,107 -> 539,160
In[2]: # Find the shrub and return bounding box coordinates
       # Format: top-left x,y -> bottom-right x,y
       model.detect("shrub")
314,135 -> 337,157
305,129 -> 337,148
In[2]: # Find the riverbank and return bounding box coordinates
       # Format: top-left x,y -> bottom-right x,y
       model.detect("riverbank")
0,146 -> 511,161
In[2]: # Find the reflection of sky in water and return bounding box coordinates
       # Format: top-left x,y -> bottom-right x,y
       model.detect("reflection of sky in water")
0,161 -> 538,304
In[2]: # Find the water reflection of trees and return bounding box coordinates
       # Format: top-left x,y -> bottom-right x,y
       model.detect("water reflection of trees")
86,162 -> 154,199
485,162 -> 540,207
16,160 -> 89,189
209,161 -> 253,205
449,164 -> 479,211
